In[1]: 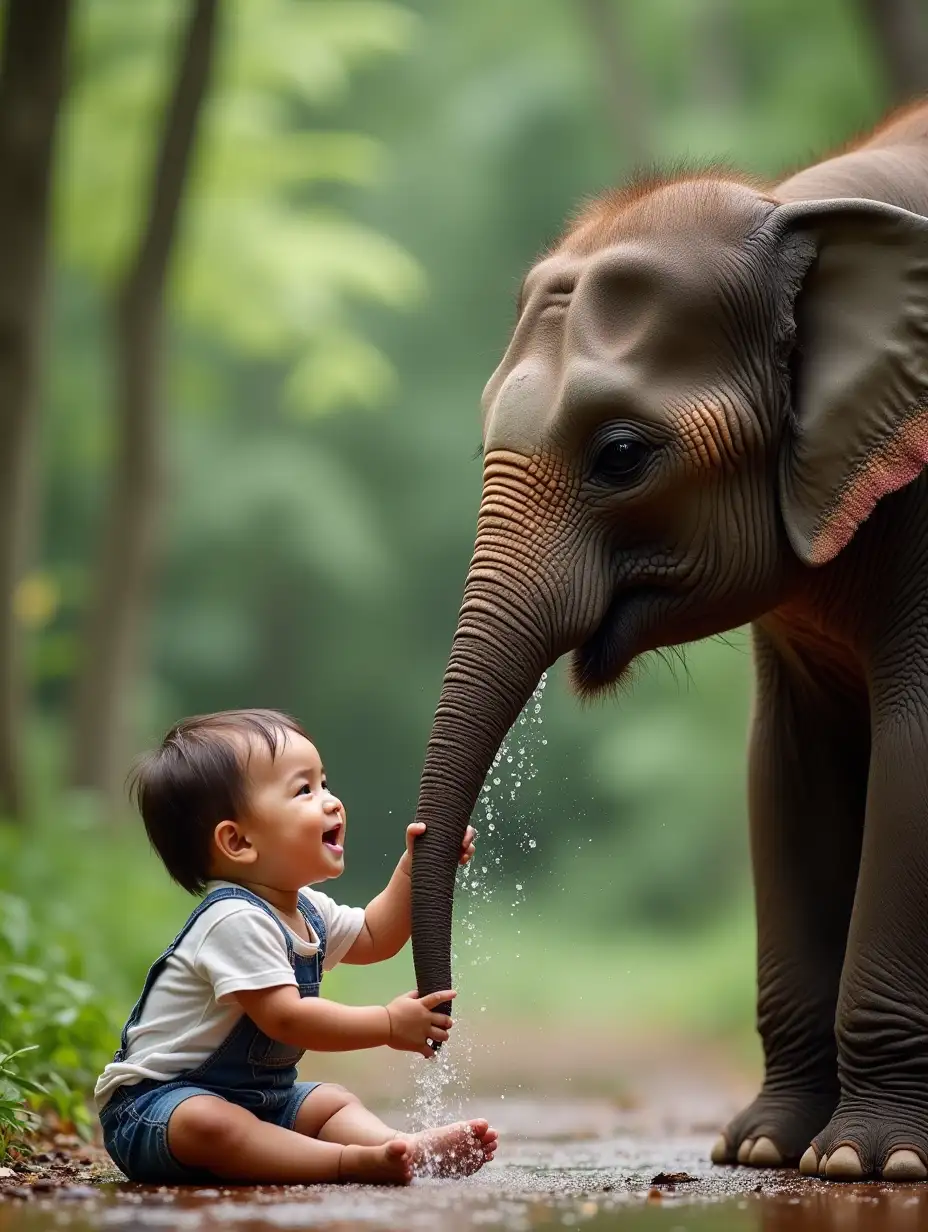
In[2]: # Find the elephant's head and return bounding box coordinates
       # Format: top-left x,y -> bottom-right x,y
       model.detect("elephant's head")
411,176 -> 928,1006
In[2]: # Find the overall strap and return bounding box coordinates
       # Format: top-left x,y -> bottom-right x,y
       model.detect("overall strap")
115,886 -> 294,1058
297,893 -> 328,964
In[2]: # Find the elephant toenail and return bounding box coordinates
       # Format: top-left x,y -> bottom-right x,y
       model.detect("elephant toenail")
748,1137 -> 783,1167
799,1146 -> 819,1176
818,1154 -> 828,1175
736,1138 -> 755,1164
825,1146 -> 864,1180
882,1149 -> 928,1181
710,1136 -> 730,1164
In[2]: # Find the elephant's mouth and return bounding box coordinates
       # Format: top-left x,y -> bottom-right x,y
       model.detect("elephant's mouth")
571,586 -> 663,695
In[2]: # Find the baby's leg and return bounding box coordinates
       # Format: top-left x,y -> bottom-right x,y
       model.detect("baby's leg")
295,1084 -> 499,1177
167,1095 -> 412,1184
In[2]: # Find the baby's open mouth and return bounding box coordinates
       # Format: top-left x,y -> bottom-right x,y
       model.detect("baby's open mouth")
322,823 -> 343,853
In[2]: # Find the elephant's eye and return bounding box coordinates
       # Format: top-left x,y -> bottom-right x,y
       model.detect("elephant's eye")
592,436 -> 653,486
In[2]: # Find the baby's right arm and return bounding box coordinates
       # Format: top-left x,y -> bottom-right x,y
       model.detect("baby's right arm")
233,987 -> 455,1058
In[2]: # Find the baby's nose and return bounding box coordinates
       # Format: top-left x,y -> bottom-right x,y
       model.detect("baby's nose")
323,794 -> 343,813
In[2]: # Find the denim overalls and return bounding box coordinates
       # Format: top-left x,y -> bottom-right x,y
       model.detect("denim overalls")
100,886 -> 327,1182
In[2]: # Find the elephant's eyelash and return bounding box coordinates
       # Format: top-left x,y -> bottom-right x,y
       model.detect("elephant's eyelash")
472,443 -> 484,461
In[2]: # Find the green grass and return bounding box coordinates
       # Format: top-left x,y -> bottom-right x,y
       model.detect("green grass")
0,891 -> 117,1159
329,895 -> 760,1053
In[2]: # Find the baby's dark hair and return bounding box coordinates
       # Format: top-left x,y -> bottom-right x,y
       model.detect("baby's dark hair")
129,708 -> 311,895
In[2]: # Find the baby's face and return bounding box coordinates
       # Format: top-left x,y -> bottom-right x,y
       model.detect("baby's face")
242,732 -> 346,889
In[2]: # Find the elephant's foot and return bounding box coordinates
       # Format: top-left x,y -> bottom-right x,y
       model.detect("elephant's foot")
798,1099 -> 928,1181
711,1090 -> 837,1169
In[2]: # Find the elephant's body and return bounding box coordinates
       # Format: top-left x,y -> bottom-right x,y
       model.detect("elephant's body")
411,102 -> 928,1182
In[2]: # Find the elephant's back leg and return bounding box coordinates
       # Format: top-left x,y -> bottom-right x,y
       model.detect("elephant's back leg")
712,625 -> 869,1169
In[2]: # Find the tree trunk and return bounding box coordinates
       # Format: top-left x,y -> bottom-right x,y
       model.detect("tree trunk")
577,0 -> 652,170
0,0 -> 72,820
69,0 -> 219,802
859,0 -> 928,104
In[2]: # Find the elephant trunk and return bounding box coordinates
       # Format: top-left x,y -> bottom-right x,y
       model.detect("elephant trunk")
411,451 -> 597,1008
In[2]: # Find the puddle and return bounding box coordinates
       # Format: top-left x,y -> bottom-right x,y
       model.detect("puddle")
5,1106 -> 928,1232
5,1170 -> 928,1231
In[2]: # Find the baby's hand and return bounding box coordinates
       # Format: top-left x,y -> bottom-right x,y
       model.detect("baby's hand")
385,990 -> 455,1058
402,822 -> 476,873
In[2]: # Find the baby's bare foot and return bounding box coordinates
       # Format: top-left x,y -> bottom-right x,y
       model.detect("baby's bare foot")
338,1140 -> 413,1185
402,1119 -> 498,1177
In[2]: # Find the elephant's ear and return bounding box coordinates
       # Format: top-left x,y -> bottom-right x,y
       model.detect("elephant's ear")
772,197 -> 928,566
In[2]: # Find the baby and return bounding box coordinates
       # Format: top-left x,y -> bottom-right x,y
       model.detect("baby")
95,708 -> 497,1185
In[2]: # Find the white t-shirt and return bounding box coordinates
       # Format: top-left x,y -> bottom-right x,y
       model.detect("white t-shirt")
94,882 -> 365,1110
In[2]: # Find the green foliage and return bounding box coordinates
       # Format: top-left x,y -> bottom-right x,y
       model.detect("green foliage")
58,0 -> 424,415
35,0 -> 895,918
0,1047 -> 45,1162
0,892 -> 117,1160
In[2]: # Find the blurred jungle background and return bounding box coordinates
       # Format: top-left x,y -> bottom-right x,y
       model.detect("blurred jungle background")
1,0 -> 924,1153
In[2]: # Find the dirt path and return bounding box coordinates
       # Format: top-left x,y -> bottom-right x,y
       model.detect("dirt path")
2,1036 -> 927,1229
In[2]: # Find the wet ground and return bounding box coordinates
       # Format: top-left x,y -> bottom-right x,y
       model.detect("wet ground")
3,1046 -> 928,1232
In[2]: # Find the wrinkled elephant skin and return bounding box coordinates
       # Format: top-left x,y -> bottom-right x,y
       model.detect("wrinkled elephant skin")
411,102 -> 928,1182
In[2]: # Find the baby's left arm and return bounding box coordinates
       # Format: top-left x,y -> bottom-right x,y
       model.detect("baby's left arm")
343,823 -> 476,965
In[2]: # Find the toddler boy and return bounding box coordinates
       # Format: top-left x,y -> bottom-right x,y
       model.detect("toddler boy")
95,708 -> 497,1184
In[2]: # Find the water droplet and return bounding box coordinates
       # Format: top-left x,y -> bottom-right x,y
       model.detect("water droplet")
493,777 -> 500,785
534,703 -> 541,714
529,839 -> 537,849
488,822 -> 495,832
516,883 -> 523,891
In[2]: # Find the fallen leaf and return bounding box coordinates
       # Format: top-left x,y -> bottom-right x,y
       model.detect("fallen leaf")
650,1171 -> 697,1184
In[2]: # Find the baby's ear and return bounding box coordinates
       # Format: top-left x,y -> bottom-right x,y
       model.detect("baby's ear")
213,819 -> 257,865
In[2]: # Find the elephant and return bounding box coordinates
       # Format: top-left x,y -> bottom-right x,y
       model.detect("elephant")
409,100 -> 928,1184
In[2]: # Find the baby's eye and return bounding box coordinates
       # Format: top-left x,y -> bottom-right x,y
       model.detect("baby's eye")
296,783 -> 312,796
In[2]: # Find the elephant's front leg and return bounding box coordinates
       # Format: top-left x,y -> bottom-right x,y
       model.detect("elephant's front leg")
803,685 -> 928,1182
713,629 -> 869,1169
